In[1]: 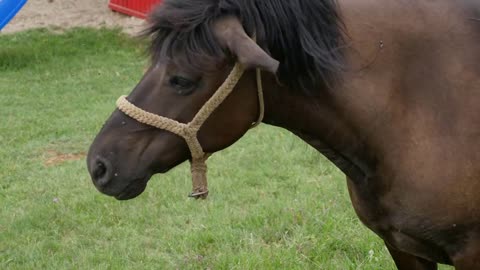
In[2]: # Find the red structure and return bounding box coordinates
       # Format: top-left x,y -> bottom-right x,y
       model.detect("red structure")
109,0 -> 163,19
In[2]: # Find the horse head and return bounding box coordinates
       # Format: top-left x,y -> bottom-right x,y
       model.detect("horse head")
87,15 -> 278,200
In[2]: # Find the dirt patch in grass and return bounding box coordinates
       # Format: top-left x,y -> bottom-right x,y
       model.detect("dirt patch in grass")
2,0 -> 146,35
43,150 -> 86,166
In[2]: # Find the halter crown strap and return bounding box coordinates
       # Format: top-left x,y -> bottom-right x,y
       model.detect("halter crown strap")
116,63 -> 264,199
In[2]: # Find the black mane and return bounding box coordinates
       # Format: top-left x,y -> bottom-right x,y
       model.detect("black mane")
145,0 -> 344,93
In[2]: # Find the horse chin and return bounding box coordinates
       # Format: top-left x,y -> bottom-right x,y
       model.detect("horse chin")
114,176 -> 150,200
112,159 -> 184,200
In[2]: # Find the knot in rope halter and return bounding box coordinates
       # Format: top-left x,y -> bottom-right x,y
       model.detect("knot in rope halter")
116,63 -> 264,199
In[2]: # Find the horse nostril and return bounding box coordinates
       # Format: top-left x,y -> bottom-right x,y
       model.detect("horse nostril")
91,158 -> 111,187
93,161 -> 107,179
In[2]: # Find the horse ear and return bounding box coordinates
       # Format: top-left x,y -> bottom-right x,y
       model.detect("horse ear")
213,17 -> 279,74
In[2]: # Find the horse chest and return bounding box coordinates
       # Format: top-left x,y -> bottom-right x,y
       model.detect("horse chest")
346,177 -> 454,263
346,177 -> 390,234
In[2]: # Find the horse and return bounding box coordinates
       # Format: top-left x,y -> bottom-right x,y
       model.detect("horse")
86,0 -> 480,268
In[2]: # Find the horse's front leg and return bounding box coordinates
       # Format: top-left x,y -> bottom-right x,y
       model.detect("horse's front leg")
385,241 -> 437,270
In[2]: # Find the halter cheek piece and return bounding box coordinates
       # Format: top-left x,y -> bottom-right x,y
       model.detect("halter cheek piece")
116,64 -> 264,199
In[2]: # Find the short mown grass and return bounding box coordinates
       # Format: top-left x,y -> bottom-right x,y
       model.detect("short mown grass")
0,28 -> 452,269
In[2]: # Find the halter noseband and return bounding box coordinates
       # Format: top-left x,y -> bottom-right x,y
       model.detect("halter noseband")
116,63 -> 264,199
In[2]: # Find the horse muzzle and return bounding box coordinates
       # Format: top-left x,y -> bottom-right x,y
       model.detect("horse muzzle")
88,153 -> 150,200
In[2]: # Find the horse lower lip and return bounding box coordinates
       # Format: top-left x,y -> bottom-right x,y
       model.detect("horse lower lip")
114,178 -> 148,200
115,187 -> 142,200
115,191 -> 135,200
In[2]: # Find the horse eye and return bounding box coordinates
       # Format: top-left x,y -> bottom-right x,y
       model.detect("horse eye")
169,76 -> 196,95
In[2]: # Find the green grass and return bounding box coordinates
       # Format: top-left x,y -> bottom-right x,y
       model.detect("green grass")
0,28 -> 452,269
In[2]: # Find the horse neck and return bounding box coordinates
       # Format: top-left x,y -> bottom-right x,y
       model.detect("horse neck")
261,75 -> 375,181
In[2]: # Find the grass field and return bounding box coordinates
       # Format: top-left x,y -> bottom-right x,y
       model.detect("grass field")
0,29 -> 452,269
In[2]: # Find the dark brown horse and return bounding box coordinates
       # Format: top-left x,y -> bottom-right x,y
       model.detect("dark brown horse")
87,0 -> 480,268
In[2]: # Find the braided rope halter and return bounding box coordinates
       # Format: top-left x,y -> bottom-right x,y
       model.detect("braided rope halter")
116,64 -> 264,199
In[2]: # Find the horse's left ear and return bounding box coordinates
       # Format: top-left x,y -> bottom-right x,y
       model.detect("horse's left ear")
213,17 -> 279,74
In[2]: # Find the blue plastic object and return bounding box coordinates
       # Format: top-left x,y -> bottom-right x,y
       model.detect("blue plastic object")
0,0 -> 28,31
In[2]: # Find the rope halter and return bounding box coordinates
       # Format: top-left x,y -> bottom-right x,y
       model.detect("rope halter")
116,63 -> 264,199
